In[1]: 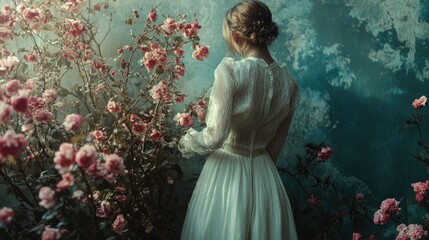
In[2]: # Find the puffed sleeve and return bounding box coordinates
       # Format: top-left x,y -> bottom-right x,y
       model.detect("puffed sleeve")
178,58 -> 235,158
266,79 -> 300,161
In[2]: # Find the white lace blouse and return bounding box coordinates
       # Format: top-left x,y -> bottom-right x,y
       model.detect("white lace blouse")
179,56 -> 299,160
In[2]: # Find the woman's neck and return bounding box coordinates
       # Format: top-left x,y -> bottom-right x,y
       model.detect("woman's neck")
243,45 -> 274,64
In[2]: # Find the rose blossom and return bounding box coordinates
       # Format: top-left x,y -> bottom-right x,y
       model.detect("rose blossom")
175,94 -> 186,103
0,101 -> 11,124
96,200 -> 111,218
0,130 -> 29,158
132,121 -> 148,135
407,224 -> 428,240
104,154 -> 126,175
42,89 -> 57,103
150,130 -> 162,142
411,180 -> 429,202
173,112 -> 193,127
5,79 -> 22,95
192,45 -> 209,61
0,56 -> 19,73
75,144 -> 98,169
161,17 -> 177,34
148,9 -> 157,21
317,146 -> 333,161
32,108 -> 53,123
116,195 -> 127,202
63,113 -> 84,131
21,123 -> 34,135
39,186 -> 56,209
89,129 -> 107,142
41,226 -> 61,240
380,198 -> 400,214
86,161 -> 108,178
373,209 -> 390,225
150,80 -> 173,102
54,143 -> 75,173
93,3 -> 101,11
56,172 -> 75,190
0,207 -> 14,225
412,96 -> 427,109
112,214 -> 128,234
11,93 -> 28,113
107,100 -> 122,113
352,233 -> 362,240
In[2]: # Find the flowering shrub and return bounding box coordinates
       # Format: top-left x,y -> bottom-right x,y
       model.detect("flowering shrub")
0,1 -> 208,239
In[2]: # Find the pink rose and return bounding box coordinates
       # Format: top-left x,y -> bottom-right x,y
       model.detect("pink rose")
107,101 -> 122,113
352,232 -> 362,240
56,172 -> 75,190
307,194 -> 320,207
86,161 -> 107,178
148,9 -> 157,21
373,210 -> 390,225
380,198 -> 400,214
42,89 -> 57,104
132,122 -> 148,135
150,80 -> 173,102
32,108 -> 53,124
0,56 -> 19,73
407,224 -> 427,240
412,96 -> 427,109
0,101 -> 11,124
161,17 -> 177,34
4,79 -> 22,95
21,123 -> 34,135
90,130 -> 107,142
115,186 -> 126,194
0,130 -> 29,159
11,94 -> 28,113
112,214 -> 127,234
63,113 -> 84,131
93,3 -> 101,11
39,186 -> 56,209
41,226 -> 61,240
175,65 -> 185,77
54,143 -> 75,173
96,200 -> 111,218
173,112 -> 193,127
150,130 -> 162,142
116,195 -> 127,202
317,146 -> 333,161
411,181 -> 429,202
175,94 -> 186,103
75,144 -> 98,169
0,207 -> 14,225
104,154 -> 126,175
192,45 -> 209,61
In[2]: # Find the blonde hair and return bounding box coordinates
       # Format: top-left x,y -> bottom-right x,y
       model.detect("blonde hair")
223,0 -> 279,56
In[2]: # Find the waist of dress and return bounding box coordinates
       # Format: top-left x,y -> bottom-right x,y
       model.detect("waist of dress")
222,143 -> 266,158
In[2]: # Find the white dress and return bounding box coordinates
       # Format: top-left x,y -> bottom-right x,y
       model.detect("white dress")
179,56 -> 299,240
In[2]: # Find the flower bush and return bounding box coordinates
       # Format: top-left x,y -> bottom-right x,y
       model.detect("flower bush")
0,1 -> 209,239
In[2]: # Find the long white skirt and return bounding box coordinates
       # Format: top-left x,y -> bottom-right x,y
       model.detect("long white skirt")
181,148 -> 298,240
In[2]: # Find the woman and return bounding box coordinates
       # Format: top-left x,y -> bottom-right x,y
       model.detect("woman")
178,0 -> 299,239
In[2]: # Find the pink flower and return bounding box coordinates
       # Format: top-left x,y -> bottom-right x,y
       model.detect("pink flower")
63,114 -> 84,131
0,101 -> 11,124
90,130 -> 107,142
173,112 -> 193,127
150,130 -> 162,141
192,102 -> 207,122
86,161 -> 107,178
56,172 -> 75,190
192,45 -> 209,61
411,180 -> 429,202
175,94 -> 186,103
107,101 -> 122,113
21,123 -> 34,135
132,121 -> 148,135
32,108 -> 53,124
116,195 -> 127,202
104,154 -> 126,175
150,80 -> 173,102
183,19 -> 201,39
54,143 -> 75,174
0,207 -> 14,225
148,9 -> 157,21
42,89 -> 57,103
93,3 -> 101,12
96,200 -> 111,218
317,146 -> 333,161
380,198 -> 400,214
11,94 -> 28,113
373,210 -> 390,225
353,232 -> 362,240
175,65 -> 185,77
0,130 -> 29,159
75,144 -> 98,169
307,194 -> 320,207
412,96 -> 427,109
161,17 -> 177,34
407,224 -> 427,240
112,214 -> 127,234
41,226 -> 61,240
115,186 -> 126,194
0,56 -> 19,73
39,186 -> 56,209
5,79 -> 22,95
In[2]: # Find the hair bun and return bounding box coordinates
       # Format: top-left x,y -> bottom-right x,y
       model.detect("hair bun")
249,20 -> 278,45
